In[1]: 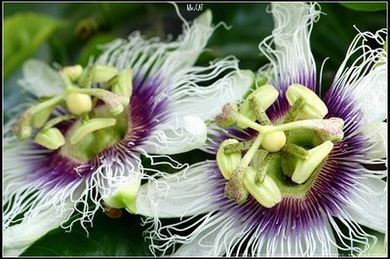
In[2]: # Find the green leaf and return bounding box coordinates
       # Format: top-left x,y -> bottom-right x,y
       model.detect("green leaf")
77,34 -> 117,66
22,211 -> 152,256
340,3 -> 386,12
4,12 -> 65,78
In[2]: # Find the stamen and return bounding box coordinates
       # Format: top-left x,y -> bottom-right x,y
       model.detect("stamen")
32,103 -> 56,128
109,68 -> 133,97
237,84 -> 278,128
13,95 -> 63,140
243,167 -> 282,208
42,114 -> 76,130
281,143 -> 309,159
224,167 -> 249,204
90,65 -> 119,83
62,65 -> 83,82
223,133 -> 264,203
252,150 -> 270,183
286,84 -> 328,119
249,97 -> 272,125
217,139 -> 242,180
283,96 -> 305,123
223,141 -> 253,154
34,127 -> 66,150
68,118 -> 116,145
270,118 -> 344,142
291,140 -> 334,184
216,103 -> 264,132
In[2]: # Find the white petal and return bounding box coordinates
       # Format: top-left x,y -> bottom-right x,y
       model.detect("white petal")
96,9 -> 214,85
160,9 -> 214,81
19,59 -> 64,98
136,161 -> 219,218
142,115 -> 207,155
330,29 -> 387,123
360,122 -> 387,159
3,203 -> 73,256
259,3 -> 320,88
174,219 -> 227,256
170,69 -> 255,120
264,220 -> 338,256
342,177 -> 386,233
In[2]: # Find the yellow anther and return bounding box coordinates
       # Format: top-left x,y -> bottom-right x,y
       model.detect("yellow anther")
237,84 -> 279,128
291,140 -> 334,184
243,167 -> 282,208
34,127 -> 65,150
62,65 -> 83,82
286,84 -> 328,119
217,139 -> 242,180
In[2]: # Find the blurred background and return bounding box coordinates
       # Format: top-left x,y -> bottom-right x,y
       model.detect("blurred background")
3,2 -> 387,256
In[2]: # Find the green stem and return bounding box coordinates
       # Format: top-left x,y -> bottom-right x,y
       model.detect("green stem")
239,133 -> 264,168
234,113 -> 264,132
69,118 -> 116,145
43,115 -> 76,130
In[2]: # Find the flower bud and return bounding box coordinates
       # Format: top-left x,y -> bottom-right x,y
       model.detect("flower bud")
62,65 -> 83,82
34,127 -> 65,150
65,92 -> 92,115
217,139 -> 242,179
286,84 -> 328,119
103,178 -> 141,213
261,131 -> 286,152
291,141 -> 333,184
90,66 -> 118,83
243,167 -> 282,208
237,84 -> 278,128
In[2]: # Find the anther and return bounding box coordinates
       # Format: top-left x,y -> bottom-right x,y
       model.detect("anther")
34,127 -> 65,150
243,167 -> 282,208
291,140 -> 334,184
286,84 -> 328,119
217,139 -> 242,180
237,84 -> 278,128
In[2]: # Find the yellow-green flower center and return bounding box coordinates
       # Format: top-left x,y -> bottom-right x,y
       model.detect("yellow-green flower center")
216,84 -> 344,208
13,64 -> 134,163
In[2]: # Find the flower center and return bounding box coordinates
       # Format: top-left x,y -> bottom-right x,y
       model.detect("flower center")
13,64 -> 134,163
216,84 -> 344,208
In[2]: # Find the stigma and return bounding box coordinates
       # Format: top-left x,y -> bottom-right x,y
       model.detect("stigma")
216,83 -> 344,208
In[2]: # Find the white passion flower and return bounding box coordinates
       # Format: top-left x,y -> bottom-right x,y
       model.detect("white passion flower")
132,3 -> 387,256
3,9 -> 254,256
